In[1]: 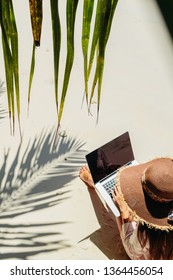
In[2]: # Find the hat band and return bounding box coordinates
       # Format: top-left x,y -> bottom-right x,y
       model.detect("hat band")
141,174 -> 172,203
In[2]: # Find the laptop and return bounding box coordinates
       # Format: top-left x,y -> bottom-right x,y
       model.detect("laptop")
85,131 -> 138,217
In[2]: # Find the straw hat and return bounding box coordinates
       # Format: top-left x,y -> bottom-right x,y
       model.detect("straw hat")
117,157 -> 173,230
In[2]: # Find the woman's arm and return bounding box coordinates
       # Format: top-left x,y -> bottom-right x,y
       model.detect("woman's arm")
112,187 -> 133,232
112,188 -> 147,259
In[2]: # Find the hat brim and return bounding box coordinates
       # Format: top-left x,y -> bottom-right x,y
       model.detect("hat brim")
118,159 -> 173,230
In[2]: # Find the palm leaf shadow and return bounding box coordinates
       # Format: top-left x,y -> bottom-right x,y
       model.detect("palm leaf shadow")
0,222 -> 71,260
0,129 -> 87,259
0,129 -> 87,214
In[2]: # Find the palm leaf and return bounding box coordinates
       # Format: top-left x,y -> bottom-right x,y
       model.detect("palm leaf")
0,0 -> 21,136
9,0 -> 21,136
0,0 -> 14,134
105,0 -> 119,45
50,0 -> 61,114
89,58 -> 99,109
88,0 -> 104,110
27,42 -> 36,115
96,0 -> 112,119
57,0 -> 79,130
87,0 -> 101,79
82,0 -> 94,105
89,0 -> 118,120
0,0 -> 118,133
29,0 -> 43,46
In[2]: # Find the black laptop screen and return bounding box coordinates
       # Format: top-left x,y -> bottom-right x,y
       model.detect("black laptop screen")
85,132 -> 135,184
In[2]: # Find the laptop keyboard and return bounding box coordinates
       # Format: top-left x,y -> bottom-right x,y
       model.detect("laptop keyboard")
101,161 -> 135,199
102,177 -> 115,197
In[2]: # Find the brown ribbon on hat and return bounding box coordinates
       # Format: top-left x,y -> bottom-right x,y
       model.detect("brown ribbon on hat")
141,171 -> 173,203
141,170 -> 173,225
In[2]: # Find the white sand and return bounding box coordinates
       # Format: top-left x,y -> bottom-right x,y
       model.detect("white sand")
0,0 -> 173,259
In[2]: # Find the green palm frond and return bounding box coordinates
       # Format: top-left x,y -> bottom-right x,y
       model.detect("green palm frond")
9,0 -> 20,132
50,0 -> 61,114
96,0 -> 112,120
27,42 -> 36,115
0,0 -> 21,136
88,0 -> 118,120
0,0 -> 119,135
105,0 -> 119,45
82,0 -> 94,106
87,0 -> 101,80
58,0 -> 79,130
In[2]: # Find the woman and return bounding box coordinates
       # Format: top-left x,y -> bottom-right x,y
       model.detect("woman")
79,157 -> 173,260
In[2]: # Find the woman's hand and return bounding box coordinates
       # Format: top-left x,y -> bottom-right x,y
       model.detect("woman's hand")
112,187 -> 131,220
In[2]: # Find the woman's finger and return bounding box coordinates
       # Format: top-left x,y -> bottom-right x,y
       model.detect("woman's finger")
112,190 -> 116,201
114,186 -> 118,194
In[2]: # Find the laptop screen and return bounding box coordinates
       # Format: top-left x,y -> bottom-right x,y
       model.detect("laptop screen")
86,131 -> 135,184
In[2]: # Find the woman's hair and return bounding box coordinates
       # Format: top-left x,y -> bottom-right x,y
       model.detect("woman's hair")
137,223 -> 173,260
